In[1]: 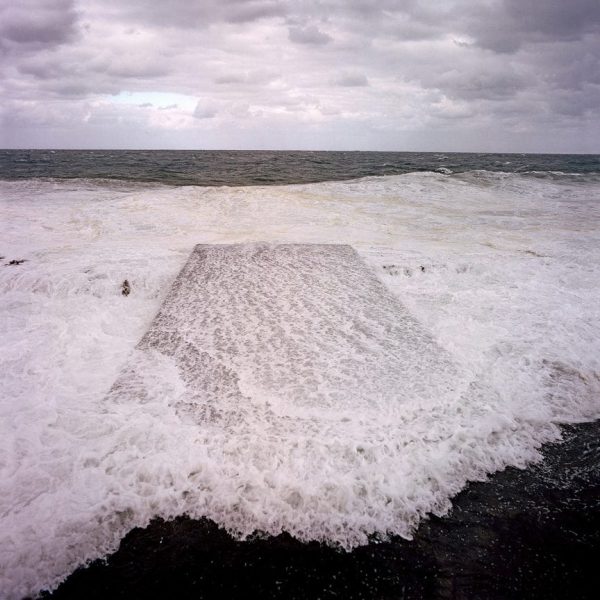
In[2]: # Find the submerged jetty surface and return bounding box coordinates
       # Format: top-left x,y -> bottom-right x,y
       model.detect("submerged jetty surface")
117,242 -> 469,432
130,242 -> 464,413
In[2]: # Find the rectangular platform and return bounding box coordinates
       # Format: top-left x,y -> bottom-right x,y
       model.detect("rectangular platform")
110,243 -> 464,426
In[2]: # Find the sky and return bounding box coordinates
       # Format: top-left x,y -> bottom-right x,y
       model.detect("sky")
0,0 -> 599,152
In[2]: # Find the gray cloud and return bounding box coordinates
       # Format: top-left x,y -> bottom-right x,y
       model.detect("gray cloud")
214,70 -> 279,86
505,0 -> 600,40
225,0 -> 287,24
1,0 -> 598,151
104,0 -> 287,29
288,24 -> 332,45
193,101 -> 217,119
430,69 -> 527,101
465,0 -> 600,53
0,0 -> 78,47
215,74 -> 247,85
335,73 -> 369,87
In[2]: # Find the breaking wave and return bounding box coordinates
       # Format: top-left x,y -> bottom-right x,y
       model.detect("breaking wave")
1,170 -> 599,598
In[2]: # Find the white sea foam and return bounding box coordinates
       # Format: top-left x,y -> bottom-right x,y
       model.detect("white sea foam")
1,172 -> 599,598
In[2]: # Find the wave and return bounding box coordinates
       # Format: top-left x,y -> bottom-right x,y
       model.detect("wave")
1,150 -> 599,187
1,173 -> 599,598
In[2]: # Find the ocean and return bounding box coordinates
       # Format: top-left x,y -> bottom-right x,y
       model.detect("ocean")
1,150 -> 599,599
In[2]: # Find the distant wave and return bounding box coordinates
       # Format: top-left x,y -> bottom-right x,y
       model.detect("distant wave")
1,150 -> 598,187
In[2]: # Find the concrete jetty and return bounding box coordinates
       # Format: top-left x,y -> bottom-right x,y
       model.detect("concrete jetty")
110,243 -> 465,425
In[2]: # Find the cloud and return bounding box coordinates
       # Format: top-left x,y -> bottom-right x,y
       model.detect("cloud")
505,0 -> 600,40
215,74 -> 247,85
431,69 -> 527,101
193,101 -> 217,119
1,0 -> 598,151
225,0 -> 287,24
335,73 -> 369,87
102,0 -> 287,29
464,0 -> 600,53
214,70 -> 279,86
0,0 -> 78,47
288,24 -> 332,45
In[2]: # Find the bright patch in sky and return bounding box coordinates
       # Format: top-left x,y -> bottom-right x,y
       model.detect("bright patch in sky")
110,91 -> 196,111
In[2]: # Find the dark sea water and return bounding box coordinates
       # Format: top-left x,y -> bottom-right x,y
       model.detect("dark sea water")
1,149 -> 599,186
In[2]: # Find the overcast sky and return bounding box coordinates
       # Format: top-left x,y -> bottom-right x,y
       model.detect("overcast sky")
1,0 -> 599,151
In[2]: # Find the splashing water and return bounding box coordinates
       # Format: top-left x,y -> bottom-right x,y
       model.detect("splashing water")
1,169 -> 599,598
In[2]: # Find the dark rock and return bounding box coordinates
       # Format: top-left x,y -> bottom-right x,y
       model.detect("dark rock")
382,265 -> 399,276
121,280 -> 131,296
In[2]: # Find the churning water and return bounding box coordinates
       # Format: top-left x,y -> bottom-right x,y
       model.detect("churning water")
1,151 -> 599,598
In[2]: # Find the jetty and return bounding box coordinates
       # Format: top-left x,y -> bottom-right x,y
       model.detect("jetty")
110,244 -> 465,419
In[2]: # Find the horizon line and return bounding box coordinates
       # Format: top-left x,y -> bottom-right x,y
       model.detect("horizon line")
2,148 -> 599,156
